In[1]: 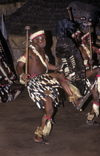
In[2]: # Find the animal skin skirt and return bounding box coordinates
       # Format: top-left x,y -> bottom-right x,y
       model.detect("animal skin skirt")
27,74 -> 61,109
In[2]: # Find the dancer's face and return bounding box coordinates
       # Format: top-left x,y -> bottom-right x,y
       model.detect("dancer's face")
36,34 -> 46,48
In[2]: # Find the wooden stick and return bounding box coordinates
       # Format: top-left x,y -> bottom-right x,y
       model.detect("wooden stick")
66,7 -> 72,21
88,22 -> 92,72
25,26 -> 30,86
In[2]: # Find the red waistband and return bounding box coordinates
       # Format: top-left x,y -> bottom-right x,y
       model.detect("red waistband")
95,74 -> 100,80
29,73 -> 37,79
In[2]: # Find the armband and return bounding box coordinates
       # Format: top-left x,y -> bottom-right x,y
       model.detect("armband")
56,66 -> 60,70
17,55 -> 26,63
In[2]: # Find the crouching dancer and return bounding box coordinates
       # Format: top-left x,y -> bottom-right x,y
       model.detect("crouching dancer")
17,28 -> 84,145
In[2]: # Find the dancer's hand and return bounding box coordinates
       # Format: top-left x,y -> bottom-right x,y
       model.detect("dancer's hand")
88,59 -> 94,66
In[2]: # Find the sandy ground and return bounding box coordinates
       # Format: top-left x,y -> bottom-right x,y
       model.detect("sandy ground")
0,88 -> 100,156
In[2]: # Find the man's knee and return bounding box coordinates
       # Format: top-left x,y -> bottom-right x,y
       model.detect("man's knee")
46,106 -> 54,117
95,68 -> 100,74
93,95 -> 99,103
57,73 -> 65,81
92,92 -> 99,102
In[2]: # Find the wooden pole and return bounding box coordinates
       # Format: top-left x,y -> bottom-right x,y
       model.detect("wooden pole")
25,26 -> 30,86
66,7 -> 72,21
88,22 -> 92,72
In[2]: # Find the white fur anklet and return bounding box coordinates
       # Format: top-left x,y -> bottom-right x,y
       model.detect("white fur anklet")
86,112 -> 95,121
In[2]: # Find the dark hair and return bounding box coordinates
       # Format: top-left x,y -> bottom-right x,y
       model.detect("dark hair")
56,19 -> 78,38
90,9 -> 100,26
30,26 -> 42,35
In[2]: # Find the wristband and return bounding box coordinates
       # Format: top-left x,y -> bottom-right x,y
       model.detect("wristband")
20,73 -> 25,84
56,66 -> 60,70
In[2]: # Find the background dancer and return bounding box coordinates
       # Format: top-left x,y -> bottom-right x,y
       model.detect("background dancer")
55,19 -> 100,126
0,31 -> 24,103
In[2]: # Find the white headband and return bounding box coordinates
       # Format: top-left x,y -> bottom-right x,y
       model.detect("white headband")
30,30 -> 45,42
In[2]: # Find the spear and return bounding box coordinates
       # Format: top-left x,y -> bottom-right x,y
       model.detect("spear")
25,26 -> 30,86
88,22 -> 92,72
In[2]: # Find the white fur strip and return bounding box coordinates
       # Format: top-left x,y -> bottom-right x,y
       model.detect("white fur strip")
93,103 -> 99,117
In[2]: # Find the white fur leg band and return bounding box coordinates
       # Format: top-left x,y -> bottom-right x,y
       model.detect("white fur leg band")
97,76 -> 100,93
93,102 -> 99,117
43,116 -> 53,137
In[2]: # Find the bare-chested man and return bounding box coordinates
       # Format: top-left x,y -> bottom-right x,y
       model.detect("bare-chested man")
16,28 -> 87,145
56,19 -> 100,126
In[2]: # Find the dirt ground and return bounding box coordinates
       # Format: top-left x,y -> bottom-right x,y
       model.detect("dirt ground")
0,88 -> 100,156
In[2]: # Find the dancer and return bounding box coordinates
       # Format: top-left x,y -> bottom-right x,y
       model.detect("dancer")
0,38 -> 24,103
56,19 -> 100,125
16,27 -> 90,144
71,24 -> 100,126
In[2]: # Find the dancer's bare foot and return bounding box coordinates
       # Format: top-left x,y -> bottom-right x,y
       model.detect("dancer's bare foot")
33,135 -> 49,145
73,93 -> 91,110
